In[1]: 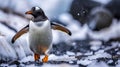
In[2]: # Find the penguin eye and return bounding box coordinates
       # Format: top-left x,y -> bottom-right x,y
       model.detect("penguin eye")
32,7 -> 35,11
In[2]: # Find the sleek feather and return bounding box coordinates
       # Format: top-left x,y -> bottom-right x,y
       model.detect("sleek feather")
11,25 -> 29,43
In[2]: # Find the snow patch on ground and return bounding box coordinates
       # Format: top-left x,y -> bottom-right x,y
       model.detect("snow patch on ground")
89,40 -> 102,50
87,61 -> 109,67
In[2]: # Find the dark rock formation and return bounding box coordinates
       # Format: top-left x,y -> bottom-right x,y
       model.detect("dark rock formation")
88,7 -> 113,31
69,0 -> 101,25
105,0 -> 120,20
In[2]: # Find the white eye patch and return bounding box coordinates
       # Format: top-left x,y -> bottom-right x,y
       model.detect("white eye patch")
35,7 -> 40,11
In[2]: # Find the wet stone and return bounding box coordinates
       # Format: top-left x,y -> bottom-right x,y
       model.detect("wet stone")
9,60 -> 20,65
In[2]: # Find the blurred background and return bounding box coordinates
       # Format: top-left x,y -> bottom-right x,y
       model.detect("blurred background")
0,0 -> 120,67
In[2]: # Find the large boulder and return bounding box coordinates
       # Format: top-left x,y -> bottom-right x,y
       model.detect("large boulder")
88,7 -> 113,31
105,0 -> 120,20
69,0 -> 101,25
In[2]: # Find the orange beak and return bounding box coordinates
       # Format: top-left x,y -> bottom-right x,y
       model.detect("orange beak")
25,11 -> 32,14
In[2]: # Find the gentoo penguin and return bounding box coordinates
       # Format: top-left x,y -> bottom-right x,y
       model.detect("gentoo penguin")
11,7 -> 71,63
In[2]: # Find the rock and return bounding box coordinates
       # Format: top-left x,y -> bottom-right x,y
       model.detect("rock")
88,7 -> 113,31
105,0 -> 120,20
69,0 -> 101,25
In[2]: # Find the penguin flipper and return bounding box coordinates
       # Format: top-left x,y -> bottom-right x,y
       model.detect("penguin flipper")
11,25 -> 29,43
51,23 -> 72,36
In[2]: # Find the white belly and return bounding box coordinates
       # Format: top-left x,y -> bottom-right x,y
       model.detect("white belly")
29,20 -> 52,54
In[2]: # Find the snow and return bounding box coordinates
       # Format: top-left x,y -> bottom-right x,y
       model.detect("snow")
12,41 -> 26,59
0,64 -> 9,67
89,40 -> 102,50
87,61 -> 109,67
66,51 -> 75,55
0,36 -> 17,60
77,59 -> 93,65
0,14 -> 29,60
59,13 -> 89,40
20,54 -> 77,63
24,64 -> 78,67
41,64 -> 78,67
0,0 -> 10,7
19,51 -> 112,66
0,11 -> 8,21
77,52 -> 111,65
48,54 -> 77,61
20,55 -> 34,63
88,20 -> 120,41
87,53 -> 111,59
116,60 -> 120,67
116,64 -> 120,67
7,14 -> 28,31
59,13 -> 74,25
92,0 -> 111,4
58,13 -> 120,41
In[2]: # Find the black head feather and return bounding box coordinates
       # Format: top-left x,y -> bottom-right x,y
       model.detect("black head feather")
26,7 -> 48,22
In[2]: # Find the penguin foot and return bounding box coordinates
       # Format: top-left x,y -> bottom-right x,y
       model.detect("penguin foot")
34,53 -> 40,61
42,55 -> 48,63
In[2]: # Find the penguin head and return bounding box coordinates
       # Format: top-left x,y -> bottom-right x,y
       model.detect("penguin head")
25,7 -> 48,22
